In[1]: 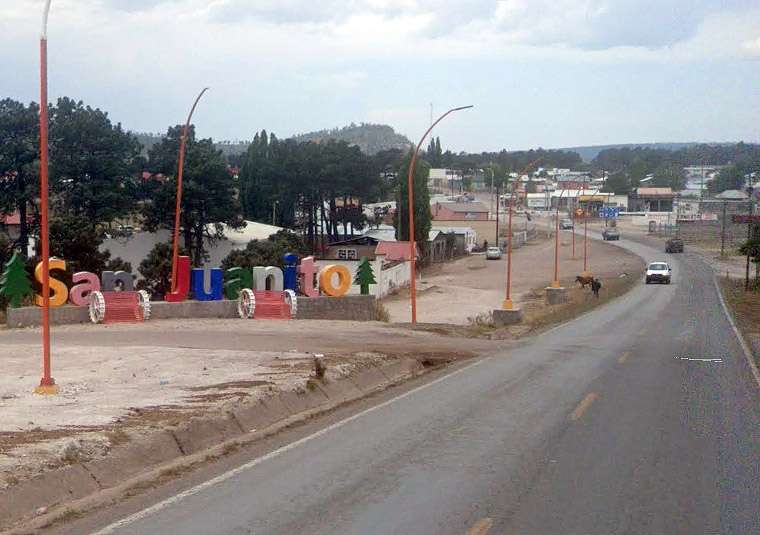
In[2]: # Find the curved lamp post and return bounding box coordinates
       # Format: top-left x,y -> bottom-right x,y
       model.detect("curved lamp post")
35,0 -> 57,395
170,88 -> 209,291
407,105 -> 473,324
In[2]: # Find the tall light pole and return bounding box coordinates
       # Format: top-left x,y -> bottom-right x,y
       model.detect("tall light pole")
552,188 -> 567,288
408,105 -> 473,324
504,157 -> 542,310
170,87 -> 209,291
35,0 -> 57,395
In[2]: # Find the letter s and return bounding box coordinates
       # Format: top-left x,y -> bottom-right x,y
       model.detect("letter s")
35,258 -> 69,307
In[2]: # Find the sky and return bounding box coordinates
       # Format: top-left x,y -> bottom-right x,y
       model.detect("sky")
1,0 -> 759,153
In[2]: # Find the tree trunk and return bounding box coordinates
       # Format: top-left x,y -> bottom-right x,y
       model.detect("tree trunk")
306,198 -> 315,255
17,199 -> 28,257
193,223 -> 205,267
182,223 -> 192,263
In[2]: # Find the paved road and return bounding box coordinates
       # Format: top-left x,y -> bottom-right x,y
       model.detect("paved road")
75,235 -> 760,534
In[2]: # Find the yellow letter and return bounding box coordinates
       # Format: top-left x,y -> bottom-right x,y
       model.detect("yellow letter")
35,258 -> 69,307
318,265 -> 351,297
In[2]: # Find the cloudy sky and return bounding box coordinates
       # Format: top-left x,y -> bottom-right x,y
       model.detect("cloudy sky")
2,0 -> 759,152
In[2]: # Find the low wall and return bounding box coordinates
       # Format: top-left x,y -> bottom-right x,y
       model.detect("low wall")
6,305 -> 90,328
296,295 -> 376,321
6,296 -> 377,328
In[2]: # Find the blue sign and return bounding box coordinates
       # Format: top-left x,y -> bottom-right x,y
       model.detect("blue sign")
600,207 -> 619,218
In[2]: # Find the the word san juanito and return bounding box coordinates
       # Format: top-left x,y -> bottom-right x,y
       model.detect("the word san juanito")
3,252 -> 373,308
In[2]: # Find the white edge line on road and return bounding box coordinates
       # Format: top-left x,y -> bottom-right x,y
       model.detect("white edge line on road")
713,275 -> 760,388
91,357 -> 488,535
675,357 -> 723,362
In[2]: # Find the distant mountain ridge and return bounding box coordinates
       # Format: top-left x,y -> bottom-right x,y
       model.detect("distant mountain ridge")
559,142 -> 737,162
292,123 -> 412,155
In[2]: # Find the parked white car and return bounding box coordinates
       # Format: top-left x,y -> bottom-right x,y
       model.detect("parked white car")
486,247 -> 502,260
645,261 -> 672,284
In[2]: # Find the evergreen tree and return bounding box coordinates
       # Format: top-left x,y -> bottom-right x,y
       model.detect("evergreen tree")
0,251 -> 33,308
394,150 -> 432,256
354,256 -> 376,295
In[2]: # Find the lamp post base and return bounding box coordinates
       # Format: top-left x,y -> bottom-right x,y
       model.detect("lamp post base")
34,383 -> 59,395
545,286 -> 568,305
493,307 -> 523,326
502,298 -> 514,310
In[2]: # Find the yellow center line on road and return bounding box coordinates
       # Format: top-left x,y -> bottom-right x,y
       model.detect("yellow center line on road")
570,393 -> 598,421
467,518 -> 493,535
618,351 -> 632,364
638,328 -> 647,336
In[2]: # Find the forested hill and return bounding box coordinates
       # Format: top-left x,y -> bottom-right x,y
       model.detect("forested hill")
560,142 -> 736,162
133,123 -> 412,158
292,123 -> 412,155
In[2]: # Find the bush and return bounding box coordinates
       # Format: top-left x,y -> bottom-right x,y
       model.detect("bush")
221,230 -> 308,271
137,242 -> 186,300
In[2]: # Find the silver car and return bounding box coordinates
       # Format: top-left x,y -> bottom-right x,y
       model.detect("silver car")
486,247 -> 502,260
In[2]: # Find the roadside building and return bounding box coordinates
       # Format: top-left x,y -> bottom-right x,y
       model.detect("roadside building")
628,187 -> 676,213
433,201 -> 489,221
323,236 -> 381,261
432,201 -> 494,247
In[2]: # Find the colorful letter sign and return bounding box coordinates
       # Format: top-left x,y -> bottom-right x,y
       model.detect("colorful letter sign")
34,258 -> 68,307
13,251 -> 373,311
319,265 -> 352,297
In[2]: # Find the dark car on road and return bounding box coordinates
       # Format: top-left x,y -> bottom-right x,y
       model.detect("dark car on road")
602,228 -> 620,241
560,218 -> 574,230
666,238 -> 684,253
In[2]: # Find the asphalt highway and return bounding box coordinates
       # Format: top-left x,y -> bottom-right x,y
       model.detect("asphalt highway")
69,235 -> 760,535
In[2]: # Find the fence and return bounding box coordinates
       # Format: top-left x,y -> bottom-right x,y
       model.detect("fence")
655,201 -> 755,254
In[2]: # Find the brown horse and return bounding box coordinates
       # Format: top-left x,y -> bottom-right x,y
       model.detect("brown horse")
576,274 -> 593,288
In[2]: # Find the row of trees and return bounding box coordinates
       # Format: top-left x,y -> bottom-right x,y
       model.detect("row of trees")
592,143 -> 760,194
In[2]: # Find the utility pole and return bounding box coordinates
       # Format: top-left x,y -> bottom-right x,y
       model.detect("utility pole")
495,182 -> 500,248
721,200 -> 727,257
746,176 -> 754,291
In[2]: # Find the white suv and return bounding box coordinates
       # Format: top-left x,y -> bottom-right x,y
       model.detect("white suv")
645,261 -> 672,284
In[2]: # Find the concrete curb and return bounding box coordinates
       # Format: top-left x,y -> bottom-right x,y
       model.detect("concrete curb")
0,357 -> 426,533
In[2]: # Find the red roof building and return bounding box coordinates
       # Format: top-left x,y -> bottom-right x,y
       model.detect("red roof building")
375,241 -> 419,261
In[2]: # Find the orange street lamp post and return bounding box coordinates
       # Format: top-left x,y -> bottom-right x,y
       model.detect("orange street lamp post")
504,158 -> 543,310
503,188 -> 515,309
170,88 -> 209,291
551,188 -> 567,288
408,105 -> 473,324
583,212 -> 589,273
571,210 -> 576,259
35,0 -> 57,395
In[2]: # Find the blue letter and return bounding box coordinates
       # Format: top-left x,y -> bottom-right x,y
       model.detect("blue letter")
191,268 -> 223,301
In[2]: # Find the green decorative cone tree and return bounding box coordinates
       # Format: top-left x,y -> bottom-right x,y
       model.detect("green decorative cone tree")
0,252 -> 34,308
354,256 -> 377,295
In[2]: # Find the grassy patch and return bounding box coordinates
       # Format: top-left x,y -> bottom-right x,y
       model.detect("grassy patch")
718,277 -> 760,371
373,300 -> 390,322
522,273 -> 641,333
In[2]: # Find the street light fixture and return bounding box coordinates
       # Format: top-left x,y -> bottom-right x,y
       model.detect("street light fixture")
170,87 -> 209,291
407,105 -> 473,324
34,0 -> 57,395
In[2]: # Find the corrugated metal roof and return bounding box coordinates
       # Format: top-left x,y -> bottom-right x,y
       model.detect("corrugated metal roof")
437,201 -> 489,213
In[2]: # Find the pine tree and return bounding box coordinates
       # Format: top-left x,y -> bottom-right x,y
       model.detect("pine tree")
0,251 -> 34,308
354,256 -> 377,295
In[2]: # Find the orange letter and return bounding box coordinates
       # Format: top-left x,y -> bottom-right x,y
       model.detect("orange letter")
35,258 -> 69,307
318,265 -> 351,297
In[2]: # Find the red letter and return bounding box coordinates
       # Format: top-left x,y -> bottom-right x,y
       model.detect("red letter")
165,256 -> 190,302
69,272 -> 100,306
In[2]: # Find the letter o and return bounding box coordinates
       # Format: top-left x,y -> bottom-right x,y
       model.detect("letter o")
318,265 -> 351,297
